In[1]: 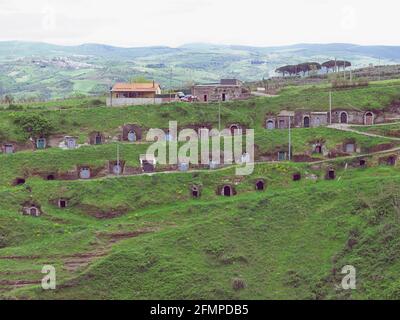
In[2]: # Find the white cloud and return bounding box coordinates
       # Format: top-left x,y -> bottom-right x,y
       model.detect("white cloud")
0,0 -> 399,46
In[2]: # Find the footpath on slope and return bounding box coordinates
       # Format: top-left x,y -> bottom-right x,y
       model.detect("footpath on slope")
327,123 -> 400,141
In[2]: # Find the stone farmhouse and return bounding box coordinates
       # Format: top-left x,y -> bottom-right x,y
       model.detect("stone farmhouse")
192,79 -> 251,103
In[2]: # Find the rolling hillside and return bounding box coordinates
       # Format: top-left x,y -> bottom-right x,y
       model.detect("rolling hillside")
1,80 -> 400,299
1,41 -> 400,100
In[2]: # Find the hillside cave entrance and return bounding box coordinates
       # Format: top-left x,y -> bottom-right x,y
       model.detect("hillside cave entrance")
36,138 -> 46,149
15,178 -> 26,185
345,143 -> 355,153
388,156 -> 396,166
255,180 -> 265,191
340,112 -> 348,124
95,133 -> 102,145
127,130 -> 137,142
365,112 -> 374,125
58,199 -> 67,208
30,207 -> 39,216
113,163 -> 122,175
230,124 -> 240,135
266,120 -> 275,130
79,167 -> 91,179
293,173 -> 301,181
4,144 -> 14,154
327,169 -> 336,180
222,185 -> 233,197
303,116 -> 310,128
191,186 -> 200,198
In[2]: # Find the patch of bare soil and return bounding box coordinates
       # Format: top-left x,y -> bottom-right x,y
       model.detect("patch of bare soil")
328,150 -> 349,158
292,154 -> 321,162
0,226 -> 162,292
0,280 -> 41,287
63,251 -> 108,272
103,227 -> 160,244
78,204 -> 130,219
368,143 -> 395,153
386,130 -> 400,138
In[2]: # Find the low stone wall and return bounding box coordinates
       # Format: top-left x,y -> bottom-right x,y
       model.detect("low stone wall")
107,98 -> 164,106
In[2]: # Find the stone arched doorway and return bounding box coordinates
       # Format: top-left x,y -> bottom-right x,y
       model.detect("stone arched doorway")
266,120 -> 275,130
113,163 -> 122,175
293,173 -> 301,181
14,178 -> 26,186
79,167 -> 91,179
327,168 -> 336,180
340,112 -> 348,124
127,130 -> 137,142
255,179 -> 265,191
230,124 -> 241,135
30,207 -> 39,216
303,116 -> 310,128
223,185 -> 232,196
364,112 -> 374,125
95,133 -> 102,145
58,199 -> 67,208
191,185 -> 201,198
220,185 -> 234,197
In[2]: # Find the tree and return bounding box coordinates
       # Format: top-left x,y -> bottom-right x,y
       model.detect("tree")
322,60 -> 351,73
276,62 -> 321,77
4,94 -> 14,106
12,113 -> 54,139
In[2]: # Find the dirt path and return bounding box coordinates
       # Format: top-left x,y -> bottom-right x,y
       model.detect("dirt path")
327,123 -> 400,141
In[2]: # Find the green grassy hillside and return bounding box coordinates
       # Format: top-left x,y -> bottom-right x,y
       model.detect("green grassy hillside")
1,80 -> 400,300
1,163 -> 400,299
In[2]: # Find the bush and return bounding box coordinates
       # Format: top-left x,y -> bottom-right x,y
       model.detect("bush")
6,104 -> 24,111
12,113 -> 54,139
232,278 -> 247,291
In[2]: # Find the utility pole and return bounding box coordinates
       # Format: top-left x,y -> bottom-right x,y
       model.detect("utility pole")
329,91 -> 332,125
378,57 -> 381,81
218,102 -> 221,131
288,115 -> 291,161
169,68 -> 172,102
116,144 -> 120,177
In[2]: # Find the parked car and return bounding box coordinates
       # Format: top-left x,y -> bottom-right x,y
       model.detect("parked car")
180,95 -> 198,102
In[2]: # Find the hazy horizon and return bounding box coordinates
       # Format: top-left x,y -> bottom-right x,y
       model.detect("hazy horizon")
0,0 -> 399,47
2,40 -> 400,49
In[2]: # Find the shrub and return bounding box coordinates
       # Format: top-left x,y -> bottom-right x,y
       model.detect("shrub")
12,113 -> 54,139
232,278 -> 247,291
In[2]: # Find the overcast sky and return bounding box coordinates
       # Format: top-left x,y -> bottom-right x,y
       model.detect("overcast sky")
0,0 -> 399,47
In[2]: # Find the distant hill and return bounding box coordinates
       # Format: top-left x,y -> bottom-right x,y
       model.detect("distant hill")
0,41 -> 400,100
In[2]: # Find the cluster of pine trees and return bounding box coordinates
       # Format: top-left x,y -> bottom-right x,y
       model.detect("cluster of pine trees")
276,60 -> 351,76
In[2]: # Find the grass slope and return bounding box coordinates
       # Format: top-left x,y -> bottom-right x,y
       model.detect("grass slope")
1,164 -> 400,299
